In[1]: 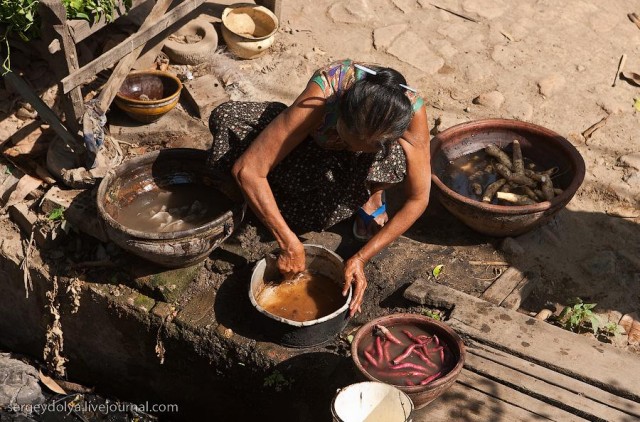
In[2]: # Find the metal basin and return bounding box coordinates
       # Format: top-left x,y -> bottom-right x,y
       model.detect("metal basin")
431,119 -> 586,237
97,148 -> 245,268
249,244 -> 352,348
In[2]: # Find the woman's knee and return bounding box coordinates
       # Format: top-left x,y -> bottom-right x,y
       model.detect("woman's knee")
209,101 -> 238,132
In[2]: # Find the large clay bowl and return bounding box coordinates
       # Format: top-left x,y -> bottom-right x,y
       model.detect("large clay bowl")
97,149 -> 245,268
351,313 -> 465,410
431,119 -> 586,237
114,70 -> 182,123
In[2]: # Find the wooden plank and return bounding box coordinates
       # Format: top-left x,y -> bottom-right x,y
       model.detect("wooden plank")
501,269 -> 539,309
39,0 -> 83,133
416,370 -> 558,421
66,0 -> 131,43
0,66 -> 78,147
97,0 -> 174,114
62,0 -> 206,94
467,343 -> 640,420
404,279 -> 640,402
465,346 -> 638,421
55,22 -> 84,129
459,370 -> 582,421
481,266 -> 526,305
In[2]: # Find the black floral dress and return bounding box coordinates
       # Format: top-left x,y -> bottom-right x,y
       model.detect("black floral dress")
207,60 -> 423,233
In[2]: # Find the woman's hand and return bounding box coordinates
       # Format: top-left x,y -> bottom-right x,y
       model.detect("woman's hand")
278,238 -> 306,278
343,254 -> 367,317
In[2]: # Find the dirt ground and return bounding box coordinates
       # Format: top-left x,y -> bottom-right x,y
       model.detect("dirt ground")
0,0 -> 639,355
234,0 -> 640,350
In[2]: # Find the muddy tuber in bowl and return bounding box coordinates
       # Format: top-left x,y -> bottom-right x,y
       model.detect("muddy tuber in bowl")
114,70 -> 183,123
431,119 -> 586,237
351,313 -> 465,410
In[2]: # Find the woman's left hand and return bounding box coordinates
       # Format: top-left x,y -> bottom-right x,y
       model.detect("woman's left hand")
342,255 -> 367,317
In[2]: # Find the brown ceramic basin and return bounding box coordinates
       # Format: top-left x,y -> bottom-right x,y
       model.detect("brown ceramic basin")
114,70 -> 182,123
351,313 -> 465,410
96,149 -> 245,268
431,119 -> 586,237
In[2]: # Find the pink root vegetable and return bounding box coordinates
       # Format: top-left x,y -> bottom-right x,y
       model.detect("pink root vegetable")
402,329 -> 419,343
392,344 -> 417,365
420,371 -> 442,386
439,348 -> 445,365
383,340 -> 391,364
433,334 -> 440,346
375,325 -> 402,344
375,369 -> 430,378
375,336 -> 384,363
363,350 -> 378,367
390,362 -> 430,373
413,348 -> 437,369
425,345 -> 443,354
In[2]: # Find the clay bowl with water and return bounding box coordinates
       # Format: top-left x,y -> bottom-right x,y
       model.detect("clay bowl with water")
114,70 -> 182,123
431,119 -> 585,237
97,148 -> 245,268
351,313 -> 465,410
249,244 -> 352,348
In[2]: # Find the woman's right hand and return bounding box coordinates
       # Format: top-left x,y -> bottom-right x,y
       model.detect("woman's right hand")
277,238 -> 306,278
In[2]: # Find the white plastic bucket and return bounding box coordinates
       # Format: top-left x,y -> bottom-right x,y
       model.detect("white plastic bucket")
331,381 -> 414,422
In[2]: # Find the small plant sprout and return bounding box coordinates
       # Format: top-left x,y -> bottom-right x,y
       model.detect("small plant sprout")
556,298 -> 600,334
432,264 -> 444,278
599,321 -> 624,340
263,370 -> 292,392
422,309 -> 442,321
47,207 -> 65,222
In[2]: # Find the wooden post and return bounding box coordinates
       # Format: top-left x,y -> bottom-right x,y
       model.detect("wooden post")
38,0 -> 83,135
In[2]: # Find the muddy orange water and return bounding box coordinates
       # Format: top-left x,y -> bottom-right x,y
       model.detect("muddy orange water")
256,272 -> 345,322
114,184 -> 232,233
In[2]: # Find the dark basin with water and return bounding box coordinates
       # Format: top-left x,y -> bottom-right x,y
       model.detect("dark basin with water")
97,148 -> 245,268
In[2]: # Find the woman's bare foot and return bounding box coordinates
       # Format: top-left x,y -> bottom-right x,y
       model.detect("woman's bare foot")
354,190 -> 388,239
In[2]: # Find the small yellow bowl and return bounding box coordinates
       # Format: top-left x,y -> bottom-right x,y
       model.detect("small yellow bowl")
114,70 -> 183,123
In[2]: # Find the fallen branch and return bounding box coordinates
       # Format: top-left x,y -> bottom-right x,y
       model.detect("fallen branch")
20,229 -> 35,299
430,3 -> 479,23
612,54 -> 627,87
582,115 -> 610,143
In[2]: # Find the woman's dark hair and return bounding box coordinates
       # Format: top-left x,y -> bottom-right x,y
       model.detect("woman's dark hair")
339,66 -> 413,146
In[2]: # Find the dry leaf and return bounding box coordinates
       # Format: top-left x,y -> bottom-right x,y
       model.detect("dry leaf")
6,174 -> 42,207
39,370 -> 67,395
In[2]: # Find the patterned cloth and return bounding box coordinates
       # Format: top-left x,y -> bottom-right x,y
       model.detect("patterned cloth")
206,61 -> 424,232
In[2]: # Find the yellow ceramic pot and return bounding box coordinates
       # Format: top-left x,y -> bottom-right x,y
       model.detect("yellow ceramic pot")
221,4 -> 279,59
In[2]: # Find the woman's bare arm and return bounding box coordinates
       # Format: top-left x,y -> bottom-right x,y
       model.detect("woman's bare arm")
343,105 -> 431,314
232,83 -> 325,275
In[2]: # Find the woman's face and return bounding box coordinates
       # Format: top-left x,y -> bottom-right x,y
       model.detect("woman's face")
336,118 -> 385,153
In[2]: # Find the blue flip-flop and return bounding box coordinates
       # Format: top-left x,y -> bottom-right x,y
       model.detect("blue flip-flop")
353,196 -> 387,242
